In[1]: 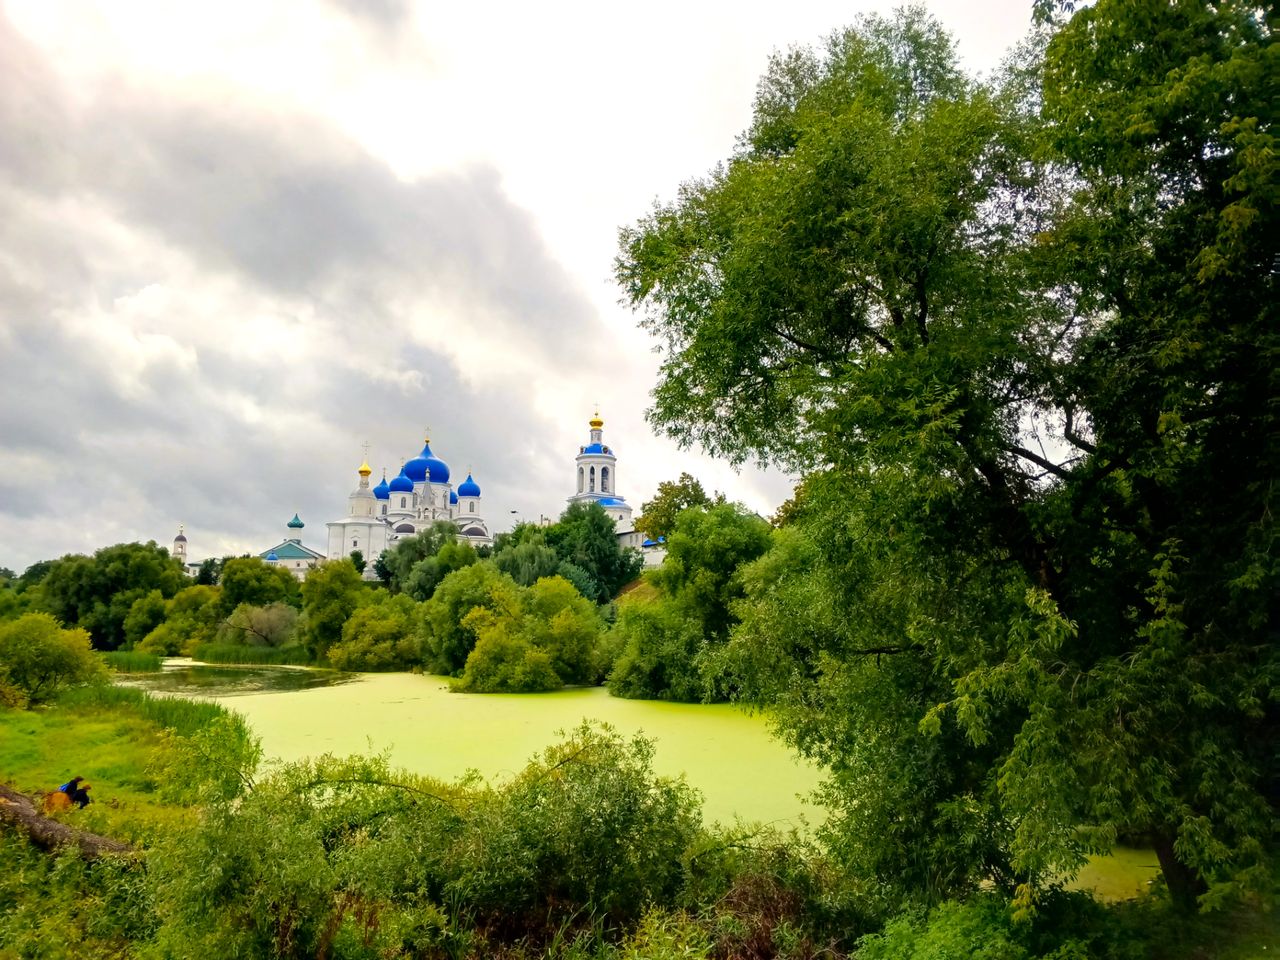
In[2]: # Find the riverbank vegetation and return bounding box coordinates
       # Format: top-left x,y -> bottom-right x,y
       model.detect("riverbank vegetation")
1,0 -> 1276,954
1,690 -> 1274,958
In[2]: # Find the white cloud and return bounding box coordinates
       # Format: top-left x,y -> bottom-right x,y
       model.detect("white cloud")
0,0 -> 1034,572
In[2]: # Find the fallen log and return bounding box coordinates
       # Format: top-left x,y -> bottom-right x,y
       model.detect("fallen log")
0,782 -> 136,859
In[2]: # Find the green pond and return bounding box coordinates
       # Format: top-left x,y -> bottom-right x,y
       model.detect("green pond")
119,660 -> 825,828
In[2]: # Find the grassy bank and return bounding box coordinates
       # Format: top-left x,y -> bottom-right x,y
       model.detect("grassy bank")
100,649 -> 163,672
190,643 -> 314,665
0,684 -> 248,843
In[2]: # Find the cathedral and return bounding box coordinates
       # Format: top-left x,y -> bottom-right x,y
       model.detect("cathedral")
325,434 -> 493,573
173,412 -> 653,579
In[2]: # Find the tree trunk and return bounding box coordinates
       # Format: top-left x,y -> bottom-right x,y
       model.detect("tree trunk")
1152,830 -> 1206,912
0,782 -> 136,859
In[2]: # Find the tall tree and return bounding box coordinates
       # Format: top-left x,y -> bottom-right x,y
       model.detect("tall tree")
218,558 -> 300,616
635,472 -> 716,540
298,560 -> 366,661
618,6 -> 1276,911
545,501 -> 642,602
381,521 -> 460,594
36,542 -> 187,649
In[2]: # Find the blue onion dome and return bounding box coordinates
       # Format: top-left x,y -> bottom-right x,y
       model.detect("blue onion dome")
373,473 -> 391,500
403,451 -> 429,482
597,496 -> 626,506
580,442 -> 613,455
457,473 -> 481,498
405,440 -> 450,483
389,467 -> 414,493
449,490 -> 458,505
422,443 -> 450,483
287,514 -> 304,529
266,551 -> 279,562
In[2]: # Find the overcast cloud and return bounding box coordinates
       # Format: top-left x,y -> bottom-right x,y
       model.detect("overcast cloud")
0,0 -> 1035,573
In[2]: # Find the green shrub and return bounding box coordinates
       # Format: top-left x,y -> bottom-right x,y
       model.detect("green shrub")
144,724 -> 702,955
0,833 -> 155,954
326,592 -> 419,671
450,723 -> 702,927
0,612 -> 108,704
857,892 -> 1150,960
420,562 -> 523,674
619,909 -> 712,960
456,615 -> 563,692
138,584 -> 223,654
607,600 -> 706,702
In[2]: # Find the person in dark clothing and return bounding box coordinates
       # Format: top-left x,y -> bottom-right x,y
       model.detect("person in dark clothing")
58,776 -> 92,808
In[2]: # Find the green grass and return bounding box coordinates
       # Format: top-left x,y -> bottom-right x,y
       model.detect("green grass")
0,703 -> 183,842
1068,846 -> 1162,902
100,649 -> 163,672
0,684 -> 251,844
615,578 -> 660,606
190,643 -> 315,665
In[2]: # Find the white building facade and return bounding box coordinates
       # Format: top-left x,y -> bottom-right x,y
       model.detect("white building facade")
326,435 -> 492,578
566,413 -> 663,566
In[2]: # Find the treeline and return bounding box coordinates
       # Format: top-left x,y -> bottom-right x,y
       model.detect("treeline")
3,498 -> 735,694
0,485 -> 793,700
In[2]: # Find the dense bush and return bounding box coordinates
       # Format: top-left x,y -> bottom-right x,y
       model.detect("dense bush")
456,611 -> 563,692
0,833 -> 155,954
138,583 -> 223,654
327,592 -> 420,670
455,576 -> 603,692
143,724 -> 702,955
420,561 -> 523,674
607,599 -> 706,702
0,612 -> 107,705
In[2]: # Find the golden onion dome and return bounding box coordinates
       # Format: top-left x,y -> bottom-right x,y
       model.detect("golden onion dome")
358,460 -> 372,477
589,412 -> 604,429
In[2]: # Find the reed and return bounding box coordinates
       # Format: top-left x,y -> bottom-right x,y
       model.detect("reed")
57,683 -> 242,739
100,650 -> 164,673
190,643 -> 314,666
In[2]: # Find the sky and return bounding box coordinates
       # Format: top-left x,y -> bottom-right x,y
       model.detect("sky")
0,0 -> 1037,574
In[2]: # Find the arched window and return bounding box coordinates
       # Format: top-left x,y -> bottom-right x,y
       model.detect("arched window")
381,504 -> 386,515
578,466 -> 584,492
470,501 -> 476,512
400,497 -> 406,508
589,466 -> 595,492
601,466 -> 610,492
